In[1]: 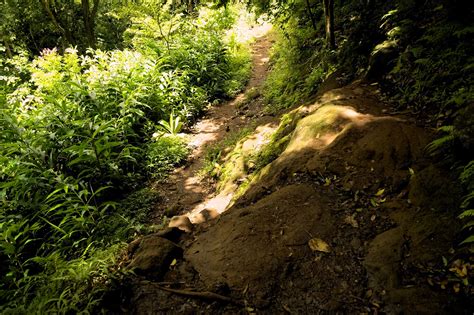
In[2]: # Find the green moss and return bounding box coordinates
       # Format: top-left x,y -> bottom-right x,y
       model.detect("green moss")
285,105 -> 348,152
200,126 -> 255,179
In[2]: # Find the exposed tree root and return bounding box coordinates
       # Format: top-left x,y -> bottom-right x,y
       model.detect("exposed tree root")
157,286 -> 245,306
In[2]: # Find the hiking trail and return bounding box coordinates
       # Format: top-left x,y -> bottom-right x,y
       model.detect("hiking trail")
120,23 -> 467,314
151,23 -> 276,225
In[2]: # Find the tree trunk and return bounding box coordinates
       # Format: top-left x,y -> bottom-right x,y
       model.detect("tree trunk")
305,0 -> 317,30
323,0 -> 336,49
41,0 -> 74,46
2,35 -> 13,58
81,0 -> 100,49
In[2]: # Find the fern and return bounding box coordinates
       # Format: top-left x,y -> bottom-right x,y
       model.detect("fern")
425,125 -> 455,156
460,160 -> 474,188
459,209 -> 474,219
459,160 -> 474,245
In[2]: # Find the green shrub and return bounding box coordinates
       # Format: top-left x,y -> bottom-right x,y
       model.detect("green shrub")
263,26 -> 332,112
0,4 -> 251,312
147,135 -> 189,179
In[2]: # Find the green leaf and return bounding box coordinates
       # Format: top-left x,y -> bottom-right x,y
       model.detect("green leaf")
460,235 -> 474,245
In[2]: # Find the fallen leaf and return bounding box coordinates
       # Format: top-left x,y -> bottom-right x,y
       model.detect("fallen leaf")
309,238 -> 331,253
344,215 -> 359,228
370,198 -> 378,207
427,278 -> 434,286
453,283 -> 461,293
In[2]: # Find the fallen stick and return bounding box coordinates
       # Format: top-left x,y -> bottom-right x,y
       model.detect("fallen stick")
157,286 -> 244,306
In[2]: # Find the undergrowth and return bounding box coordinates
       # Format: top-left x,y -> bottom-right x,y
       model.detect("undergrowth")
0,4 -> 251,312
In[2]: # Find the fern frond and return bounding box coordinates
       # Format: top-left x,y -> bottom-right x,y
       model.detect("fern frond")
438,125 -> 454,133
462,220 -> 474,230
460,160 -> 474,186
461,191 -> 474,209
426,134 -> 455,155
459,209 -> 474,219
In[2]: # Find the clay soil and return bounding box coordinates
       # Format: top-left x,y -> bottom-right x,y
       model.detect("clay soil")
114,29 -> 473,314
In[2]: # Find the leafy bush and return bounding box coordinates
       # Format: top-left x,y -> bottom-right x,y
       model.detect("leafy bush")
0,4 -> 251,312
147,135 -> 189,178
359,1 -> 473,121
263,27 -> 330,112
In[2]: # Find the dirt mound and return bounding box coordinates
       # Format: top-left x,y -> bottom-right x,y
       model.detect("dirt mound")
121,62 -> 469,311
187,185 -> 333,298
180,85 -> 464,313
238,98 -> 430,207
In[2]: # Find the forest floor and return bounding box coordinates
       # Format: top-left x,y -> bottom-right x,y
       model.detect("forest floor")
117,25 -> 473,314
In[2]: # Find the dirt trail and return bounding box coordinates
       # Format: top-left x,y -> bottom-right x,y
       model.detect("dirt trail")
122,26 -> 470,314
152,26 -> 275,224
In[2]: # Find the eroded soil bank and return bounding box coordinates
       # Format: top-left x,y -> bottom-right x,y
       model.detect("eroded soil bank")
115,33 -> 472,314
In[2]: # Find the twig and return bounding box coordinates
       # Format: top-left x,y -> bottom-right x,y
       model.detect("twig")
157,286 -> 244,306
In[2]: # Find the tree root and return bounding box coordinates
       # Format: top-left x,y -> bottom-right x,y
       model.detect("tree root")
157,286 -> 244,306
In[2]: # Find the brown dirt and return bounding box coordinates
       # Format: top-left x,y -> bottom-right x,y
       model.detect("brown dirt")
118,32 -> 472,314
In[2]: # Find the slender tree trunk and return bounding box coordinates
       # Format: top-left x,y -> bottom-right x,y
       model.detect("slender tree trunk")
41,0 -> 74,46
305,0 -> 317,30
322,0 -> 336,49
81,0 -> 100,49
2,35 -> 13,58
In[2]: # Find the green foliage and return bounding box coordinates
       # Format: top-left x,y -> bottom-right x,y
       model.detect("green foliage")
201,127 -> 255,179
147,135 -> 189,179
1,244 -> 128,314
459,161 -> 474,246
158,113 -> 184,135
0,4 -> 250,312
263,26 -> 331,112
380,2 -> 474,116
426,125 -> 456,157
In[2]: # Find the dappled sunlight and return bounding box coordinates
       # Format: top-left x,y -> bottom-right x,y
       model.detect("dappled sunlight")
258,56 -> 270,66
188,192 -> 234,224
183,121 -> 278,223
228,15 -> 272,44
151,25 -> 276,231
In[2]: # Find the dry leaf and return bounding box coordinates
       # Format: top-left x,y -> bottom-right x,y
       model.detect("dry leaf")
453,283 -> 460,293
344,215 -> 359,228
375,188 -> 385,196
308,238 -> 331,253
